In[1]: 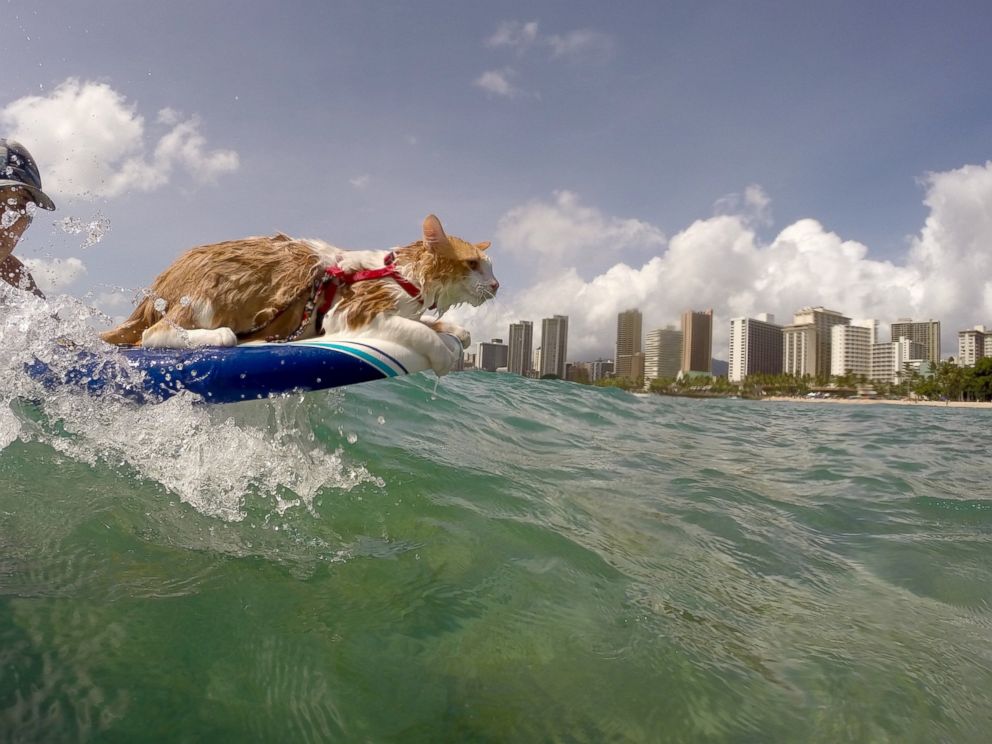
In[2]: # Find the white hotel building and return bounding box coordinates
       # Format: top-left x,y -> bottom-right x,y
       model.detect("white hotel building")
957,325 -> 988,367
728,314 -> 783,383
830,321 -> 877,378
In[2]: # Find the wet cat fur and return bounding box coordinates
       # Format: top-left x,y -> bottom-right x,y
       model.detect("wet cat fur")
100,215 -> 498,375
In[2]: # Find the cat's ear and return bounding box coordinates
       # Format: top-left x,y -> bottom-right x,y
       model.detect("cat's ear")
476,241 -> 491,251
422,214 -> 449,249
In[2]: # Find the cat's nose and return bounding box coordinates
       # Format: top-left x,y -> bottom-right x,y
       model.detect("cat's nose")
490,279 -> 499,293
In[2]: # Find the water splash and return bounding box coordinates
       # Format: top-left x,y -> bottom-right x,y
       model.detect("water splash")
0,290 -> 379,521
56,213 -> 112,249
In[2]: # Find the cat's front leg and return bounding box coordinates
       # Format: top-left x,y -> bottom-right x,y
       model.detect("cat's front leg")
369,315 -> 461,376
422,318 -> 471,349
142,319 -> 238,348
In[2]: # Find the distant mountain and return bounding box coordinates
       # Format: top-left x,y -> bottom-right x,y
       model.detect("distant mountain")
711,358 -> 729,378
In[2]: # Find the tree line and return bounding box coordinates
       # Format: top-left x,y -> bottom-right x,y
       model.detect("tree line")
583,357 -> 992,401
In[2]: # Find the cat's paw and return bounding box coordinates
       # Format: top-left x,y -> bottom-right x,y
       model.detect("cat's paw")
185,327 -> 238,347
429,334 -> 463,377
433,322 -> 471,349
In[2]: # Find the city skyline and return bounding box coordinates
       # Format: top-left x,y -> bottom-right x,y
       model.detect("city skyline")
482,306 -> 989,380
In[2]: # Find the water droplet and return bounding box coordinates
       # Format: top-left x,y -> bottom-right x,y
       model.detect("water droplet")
56,213 -> 111,248
346,433 -> 358,444
153,298 -> 167,313
377,415 -> 385,425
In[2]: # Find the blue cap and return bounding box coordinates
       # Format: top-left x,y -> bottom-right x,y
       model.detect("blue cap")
0,138 -> 55,210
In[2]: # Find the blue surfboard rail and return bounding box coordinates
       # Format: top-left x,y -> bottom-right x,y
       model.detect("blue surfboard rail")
27,335 -> 458,404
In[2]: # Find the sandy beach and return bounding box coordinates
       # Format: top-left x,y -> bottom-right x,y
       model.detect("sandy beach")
763,396 -> 992,409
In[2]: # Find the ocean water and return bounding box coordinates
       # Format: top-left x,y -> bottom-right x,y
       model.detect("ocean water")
1,301 -> 991,742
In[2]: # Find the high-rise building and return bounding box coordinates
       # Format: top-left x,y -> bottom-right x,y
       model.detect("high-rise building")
645,326 -> 682,381
478,338 -> 509,372
871,338 -> 926,383
681,309 -> 713,374
830,321 -> 876,379
585,359 -> 615,382
507,320 -> 533,376
728,314 -> 782,382
782,307 -> 850,378
958,325 -> 987,367
890,319 -> 941,364
540,315 -> 569,378
630,351 -> 645,382
615,309 -> 643,379
870,342 -> 894,384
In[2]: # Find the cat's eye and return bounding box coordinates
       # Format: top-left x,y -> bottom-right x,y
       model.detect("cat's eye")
467,260 -> 479,271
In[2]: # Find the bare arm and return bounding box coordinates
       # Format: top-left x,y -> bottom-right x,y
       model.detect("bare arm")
0,254 -> 45,298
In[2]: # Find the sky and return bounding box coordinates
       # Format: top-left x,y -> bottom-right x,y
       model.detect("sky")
5,0 -> 992,361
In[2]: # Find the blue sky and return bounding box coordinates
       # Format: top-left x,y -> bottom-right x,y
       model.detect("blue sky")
5,1 -> 992,359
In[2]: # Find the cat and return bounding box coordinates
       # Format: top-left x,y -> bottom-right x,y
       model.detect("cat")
99,214 -> 498,376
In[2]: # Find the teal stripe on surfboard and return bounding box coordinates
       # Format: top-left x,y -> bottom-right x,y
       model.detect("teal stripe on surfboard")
294,340 -> 401,378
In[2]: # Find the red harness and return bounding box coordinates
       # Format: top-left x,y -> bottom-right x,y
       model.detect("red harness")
316,251 -> 424,317
240,252 -> 429,343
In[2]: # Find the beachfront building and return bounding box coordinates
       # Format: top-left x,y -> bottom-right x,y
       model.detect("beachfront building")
585,359 -> 615,382
782,307 -> 850,379
895,338 -> 927,382
890,319 -> 941,364
630,351 -> 645,382
478,338 -> 509,372
728,314 -> 782,383
615,309 -> 643,380
507,320 -> 534,376
681,309 -> 713,374
540,315 -> 569,378
957,325 -> 987,367
871,338 -> 927,384
830,321 -> 876,379
870,342 -> 894,384
644,326 -> 683,382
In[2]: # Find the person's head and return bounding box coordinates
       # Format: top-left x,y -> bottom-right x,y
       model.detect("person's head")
0,139 -> 54,251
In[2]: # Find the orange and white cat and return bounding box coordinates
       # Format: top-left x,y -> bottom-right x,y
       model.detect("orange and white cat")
100,215 -> 498,376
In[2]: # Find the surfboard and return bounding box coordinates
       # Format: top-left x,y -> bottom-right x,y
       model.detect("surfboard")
26,334 -> 463,404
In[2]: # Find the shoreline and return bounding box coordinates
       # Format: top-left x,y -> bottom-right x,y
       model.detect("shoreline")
761,395 -> 992,409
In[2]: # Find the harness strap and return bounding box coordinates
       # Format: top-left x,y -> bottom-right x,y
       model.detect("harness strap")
316,251 -> 425,317
259,252 -> 428,343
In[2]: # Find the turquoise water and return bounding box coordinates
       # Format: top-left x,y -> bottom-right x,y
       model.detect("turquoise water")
2,346 -> 991,740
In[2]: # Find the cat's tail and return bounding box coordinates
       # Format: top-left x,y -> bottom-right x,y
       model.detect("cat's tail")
99,297 -> 157,346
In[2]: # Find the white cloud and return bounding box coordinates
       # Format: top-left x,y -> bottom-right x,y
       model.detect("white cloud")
546,30 -> 614,61
495,190 -> 666,269
22,257 -> 87,293
476,21 -> 613,98
1,78 -> 239,200
486,21 -> 540,52
349,174 -> 371,190
474,69 -> 520,98
713,184 -> 773,226
451,162 -> 992,362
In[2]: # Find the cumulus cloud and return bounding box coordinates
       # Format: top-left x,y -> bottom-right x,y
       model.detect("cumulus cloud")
22,257 -> 87,293
495,190 -> 666,271
474,69 -> 520,98
450,162 -> 992,362
713,184 -> 773,226
0,78 -> 239,199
